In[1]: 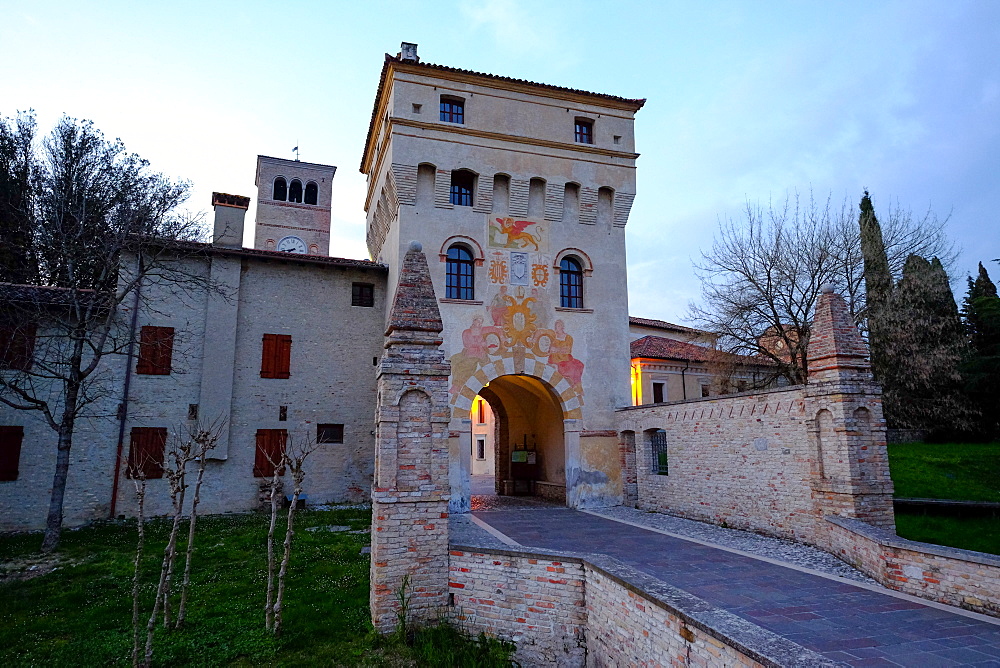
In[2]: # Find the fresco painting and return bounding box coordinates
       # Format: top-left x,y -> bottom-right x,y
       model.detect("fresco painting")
488,216 -> 546,252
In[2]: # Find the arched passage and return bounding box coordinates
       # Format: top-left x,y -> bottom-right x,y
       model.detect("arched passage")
472,374 -> 567,503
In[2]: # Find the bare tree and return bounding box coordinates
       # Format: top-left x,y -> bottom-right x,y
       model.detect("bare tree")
0,113 -> 214,552
263,444 -> 286,632
130,473 -> 148,668
690,191 -> 956,384
175,416 -> 225,629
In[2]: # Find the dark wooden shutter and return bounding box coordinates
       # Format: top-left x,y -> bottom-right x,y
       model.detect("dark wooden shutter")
127,427 -> 166,479
137,326 -> 174,375
0,324 -> 35,371
261,334 -> 291,379
0,426 -> 24,481
254,429 -> 287,477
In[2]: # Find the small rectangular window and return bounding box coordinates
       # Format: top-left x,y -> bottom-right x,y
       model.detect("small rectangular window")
412,103 -> 422,114
575,119 -> 593,144
187,404 -> 199,420
701,385 -> 711,398
476,437 -> 486,460
652,382 -> 665,404
136,326 -> 174,375
477,399 -> 485,424
254,429 -> 287,477
261,334 -> 292,379
279,406 -> 288,422
127,427 -> 167,479
317,423 -> 344,443
0,426 -> 24,481
440,96 -> 465,124
352,282 -> 375,307
0,323 -> 35,371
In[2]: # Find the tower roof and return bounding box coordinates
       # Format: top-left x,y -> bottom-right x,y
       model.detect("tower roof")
386,242 -> 443,336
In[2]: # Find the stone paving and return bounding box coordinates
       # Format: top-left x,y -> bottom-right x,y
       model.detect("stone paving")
470,507 -> 1000,667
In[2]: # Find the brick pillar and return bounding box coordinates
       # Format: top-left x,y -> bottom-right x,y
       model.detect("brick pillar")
806,286 -> 895,531
370,241 -> 452,633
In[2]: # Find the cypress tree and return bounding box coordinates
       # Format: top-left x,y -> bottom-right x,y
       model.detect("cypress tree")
858,191 -> 894,389
961,262 -> 1000,437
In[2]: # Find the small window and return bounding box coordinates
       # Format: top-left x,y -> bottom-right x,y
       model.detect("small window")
652,382 -> 665,404
446,245 -> 475,300
440,96 -> 464,124
651,429 -> 668,475
127,427 -> 167,480
701,384 -> 710,398
188,404 -> 199,420
288,179 -> 303,203
737,380 -> 748,393
136,326 -> 174,375
304,181 -> 318,205
450,170 -> 475,207
613,135 -> 622,145
273,177 -> 287,201
477,398 -> 485,424
559,257 -> 584,308
0,323 -> 35,371
254,429 -> 287,477
476,437 -> 486,461
317,423 -> 344,443
412,103 -> 422,114
575,118 -> 593,144
352,282 -> 375,307
0,426 -> 24,481
261,334 -> 292,379
278,406 -> 288,422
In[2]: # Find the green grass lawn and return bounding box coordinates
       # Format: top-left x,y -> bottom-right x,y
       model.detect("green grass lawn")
887,441 -> 1000,502
0,509 -> 513,667
887,441 -> 1000,555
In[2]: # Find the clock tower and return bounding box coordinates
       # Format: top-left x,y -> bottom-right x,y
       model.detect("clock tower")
253,155 -> 336,255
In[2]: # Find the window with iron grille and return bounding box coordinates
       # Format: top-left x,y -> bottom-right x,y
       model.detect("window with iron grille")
559,257 -> 584,308
575,118 -> 594,144
450,170 -> 475,207
651,429 -> 668,475
127,427 -> 167,479
352,282 -> 374,307
440,96 -> 465,124
317,423 -> 344,443
446,245 -> 475,300
136,326 -> 174,375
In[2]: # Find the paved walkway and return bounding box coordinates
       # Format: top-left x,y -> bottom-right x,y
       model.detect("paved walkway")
472,507 -> 1000,667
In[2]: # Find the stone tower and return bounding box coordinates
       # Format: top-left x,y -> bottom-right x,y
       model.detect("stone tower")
370,241 -> 452,632
253,155 -> 336,255
361,43 -> 645,512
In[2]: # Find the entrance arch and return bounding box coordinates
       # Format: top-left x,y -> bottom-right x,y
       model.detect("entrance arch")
475,374 -> 568,503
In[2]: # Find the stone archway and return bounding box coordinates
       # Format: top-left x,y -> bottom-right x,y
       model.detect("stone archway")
476,374 -> 568,503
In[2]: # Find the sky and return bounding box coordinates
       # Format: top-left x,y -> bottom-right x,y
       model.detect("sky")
2,0 -> 998,324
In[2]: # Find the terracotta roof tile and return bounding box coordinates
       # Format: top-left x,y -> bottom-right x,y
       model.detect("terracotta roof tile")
628,316 -> 709,336
631,335 -> 773,366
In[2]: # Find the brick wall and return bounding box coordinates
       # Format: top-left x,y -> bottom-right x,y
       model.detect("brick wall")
826,516 -> 1000,618
448,545 -> 829,667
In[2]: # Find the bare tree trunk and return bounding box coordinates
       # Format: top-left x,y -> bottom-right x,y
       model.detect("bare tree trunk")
175,453 -> 207,629
131,477 -> 147,668
161,470 -> 186,628
273,471 -> 303,638
264,467 -> 281,631
144,473 -> 185,665
41,370 -> 82,553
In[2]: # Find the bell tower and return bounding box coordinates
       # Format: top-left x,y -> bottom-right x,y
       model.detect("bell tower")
253,155 -> 336,255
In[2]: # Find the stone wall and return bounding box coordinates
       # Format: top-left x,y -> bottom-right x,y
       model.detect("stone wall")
826,516 -> 1000,618
448,545 -> 831,667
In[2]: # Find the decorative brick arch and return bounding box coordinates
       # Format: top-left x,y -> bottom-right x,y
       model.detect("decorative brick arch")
438,235 -> 485,266
451,364 -> 582,421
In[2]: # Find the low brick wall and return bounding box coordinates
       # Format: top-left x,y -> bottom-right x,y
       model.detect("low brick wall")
449,545 -> 833,667
826,516 -> 1000,618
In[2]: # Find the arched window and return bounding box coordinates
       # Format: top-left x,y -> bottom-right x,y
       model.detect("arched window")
446,245 -> 475,300
289,179 -> 303,203
273,177 -> 287,201
304,181 -> 318,205
559,256 -> 583,308
450,170 -> 475,207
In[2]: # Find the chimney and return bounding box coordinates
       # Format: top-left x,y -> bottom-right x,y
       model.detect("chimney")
399,42 -> 419,63
211,192 -> 250,248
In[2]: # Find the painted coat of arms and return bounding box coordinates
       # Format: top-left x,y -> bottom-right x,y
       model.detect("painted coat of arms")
488,217 -> 546,252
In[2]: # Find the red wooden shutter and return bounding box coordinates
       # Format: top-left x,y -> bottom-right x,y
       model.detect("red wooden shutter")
254,429 -> 287,477
261,334 -> 291,379
137,326 -> 174,375
127,427 -> 166,479
0,426 -> 24,481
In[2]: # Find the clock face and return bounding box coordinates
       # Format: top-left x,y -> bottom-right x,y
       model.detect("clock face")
277,236 -> 307,254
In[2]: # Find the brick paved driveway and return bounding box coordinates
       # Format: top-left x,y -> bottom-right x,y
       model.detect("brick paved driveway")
474,508 -> 1000,667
